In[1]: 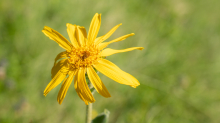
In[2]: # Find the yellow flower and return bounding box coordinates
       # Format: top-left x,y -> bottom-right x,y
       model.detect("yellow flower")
42,13 -> 144,105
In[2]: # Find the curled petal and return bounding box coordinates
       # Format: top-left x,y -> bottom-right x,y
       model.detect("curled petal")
53,51 -> 68,65
51,59 -> 69,78
51,51 -> 69,78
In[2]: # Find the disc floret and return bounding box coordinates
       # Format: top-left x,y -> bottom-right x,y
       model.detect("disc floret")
68,46 -> 100,68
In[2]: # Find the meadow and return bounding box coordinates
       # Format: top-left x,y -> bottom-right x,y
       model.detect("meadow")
0,0 -> 220,122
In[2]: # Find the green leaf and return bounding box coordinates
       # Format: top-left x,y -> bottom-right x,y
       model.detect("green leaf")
92,109 -> 110,123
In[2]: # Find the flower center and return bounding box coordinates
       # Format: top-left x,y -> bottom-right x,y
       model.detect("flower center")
68,46 -> 100,68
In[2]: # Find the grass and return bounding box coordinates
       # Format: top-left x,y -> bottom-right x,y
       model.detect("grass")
0,0 -> 220,122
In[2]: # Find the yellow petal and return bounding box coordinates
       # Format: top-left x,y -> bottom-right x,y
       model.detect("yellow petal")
66,23 -> 79,48
51,52 -> 69,78
88,13 -> 101,45
51,58 -> 69,79
98,33 -> 135,50
57,70 -> 77,104
87,66 -> 111,97
74,79 -> 89,105
101,47 -> 144,56
54,51 -> 68,65
94,23 -> 122,45
42,26 -> 73,51
44,68 -> 69,96
94,36 -> 102,44
93,59 -> 140,87
76,26 -> 87,46
74,68 -> 95,105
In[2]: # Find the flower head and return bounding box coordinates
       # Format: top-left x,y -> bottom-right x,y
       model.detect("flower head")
42,13 -> 144,105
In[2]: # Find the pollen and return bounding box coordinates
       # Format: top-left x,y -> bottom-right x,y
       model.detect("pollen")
68,46 -> 100,68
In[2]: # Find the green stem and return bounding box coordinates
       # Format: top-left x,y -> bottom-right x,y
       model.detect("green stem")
86,80 -> 93,123
86,102 -> 93,123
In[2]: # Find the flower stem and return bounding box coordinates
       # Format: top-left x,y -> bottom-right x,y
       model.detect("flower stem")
86,102 -> 93,123
86,80 -> 93,123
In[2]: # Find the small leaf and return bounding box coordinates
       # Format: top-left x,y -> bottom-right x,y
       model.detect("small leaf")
92,109 -> 110,123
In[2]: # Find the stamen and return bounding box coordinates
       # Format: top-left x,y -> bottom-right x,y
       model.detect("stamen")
68,46 -> 100,68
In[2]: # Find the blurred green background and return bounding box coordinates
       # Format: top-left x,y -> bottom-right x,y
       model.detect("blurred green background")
0,0 -> 220,122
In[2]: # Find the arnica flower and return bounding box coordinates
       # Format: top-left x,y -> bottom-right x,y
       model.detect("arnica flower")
42,13 -> 144,105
